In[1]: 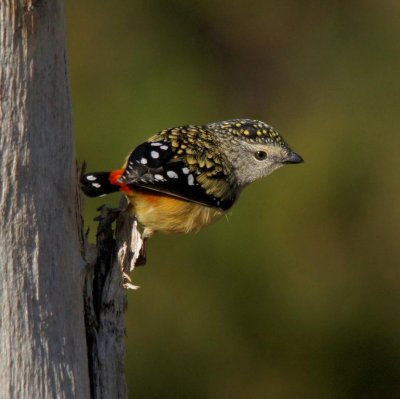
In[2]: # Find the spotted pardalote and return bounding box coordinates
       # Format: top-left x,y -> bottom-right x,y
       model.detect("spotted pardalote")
81,119 -> 303,262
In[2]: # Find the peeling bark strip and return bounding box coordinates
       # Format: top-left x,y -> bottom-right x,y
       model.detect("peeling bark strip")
0,1 -> 90,398
84,199 -> 142,399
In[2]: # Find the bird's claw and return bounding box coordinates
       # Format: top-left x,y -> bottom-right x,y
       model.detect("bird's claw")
122,272 -> 139,290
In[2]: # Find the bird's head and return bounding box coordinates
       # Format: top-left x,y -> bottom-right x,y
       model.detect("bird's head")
210,119 -> 303,187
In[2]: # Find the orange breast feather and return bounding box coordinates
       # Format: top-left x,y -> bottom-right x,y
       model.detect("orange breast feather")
127,190 -> 223,234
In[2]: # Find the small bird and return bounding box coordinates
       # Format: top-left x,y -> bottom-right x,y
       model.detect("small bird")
81,119 -> 303,263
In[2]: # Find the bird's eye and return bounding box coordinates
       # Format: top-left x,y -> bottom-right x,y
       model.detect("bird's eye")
254,151 -> 267,161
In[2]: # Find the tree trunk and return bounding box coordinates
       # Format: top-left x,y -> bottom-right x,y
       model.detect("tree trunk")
0,2 -> 142,398
0,1 -> 90,397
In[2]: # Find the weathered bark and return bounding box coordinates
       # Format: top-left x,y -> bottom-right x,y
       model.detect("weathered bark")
0,1 -> 90,397
84,200 -> 142,399
0,2 -> 142,398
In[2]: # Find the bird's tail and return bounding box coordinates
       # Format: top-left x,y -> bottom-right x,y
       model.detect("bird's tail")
81,171 -> 121,197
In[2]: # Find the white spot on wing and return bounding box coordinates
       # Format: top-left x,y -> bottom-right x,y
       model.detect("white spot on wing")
166,170 -> 178,179
160,145 -> 168,150
151,151 -> 159,159
188,174 -> 194,186
86,175 -> 97,181
154,174 -> 164,181
182,167 -> 189,174
140,157 -> 148,164
151,142 -> 162,146
92,183 -> 101,188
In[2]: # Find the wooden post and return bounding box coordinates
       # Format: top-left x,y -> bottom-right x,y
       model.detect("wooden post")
0,1 -> 142,398
0,0 -> 90,397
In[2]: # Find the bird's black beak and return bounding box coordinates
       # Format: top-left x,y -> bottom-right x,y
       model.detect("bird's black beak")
283,151 -> 304,164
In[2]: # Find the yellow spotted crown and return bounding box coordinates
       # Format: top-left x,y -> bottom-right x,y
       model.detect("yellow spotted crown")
212,119 -> 288,147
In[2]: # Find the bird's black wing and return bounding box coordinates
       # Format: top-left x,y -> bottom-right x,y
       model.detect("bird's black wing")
119,127 -> 237,210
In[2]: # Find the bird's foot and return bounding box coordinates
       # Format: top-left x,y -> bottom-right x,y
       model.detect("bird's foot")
122,272 -> 140,290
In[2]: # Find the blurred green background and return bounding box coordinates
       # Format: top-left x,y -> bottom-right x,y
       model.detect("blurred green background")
66,1 -> 400,398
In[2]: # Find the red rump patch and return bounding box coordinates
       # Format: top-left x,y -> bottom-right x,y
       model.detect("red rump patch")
109,169 -> 132,193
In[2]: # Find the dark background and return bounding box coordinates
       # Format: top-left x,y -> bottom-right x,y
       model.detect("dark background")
66,1 -> 400,398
